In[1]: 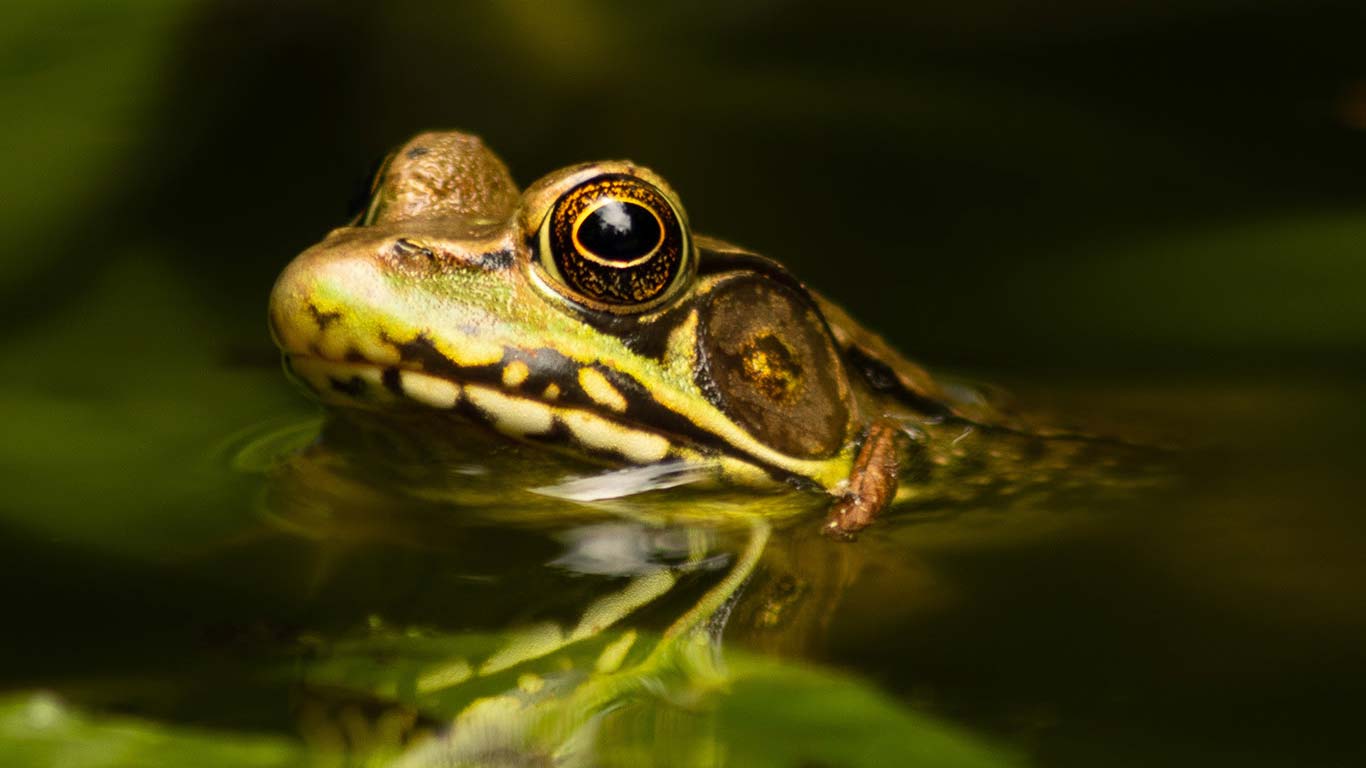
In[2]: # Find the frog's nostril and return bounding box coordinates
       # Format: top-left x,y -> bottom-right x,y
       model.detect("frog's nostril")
391,238 -> 436,261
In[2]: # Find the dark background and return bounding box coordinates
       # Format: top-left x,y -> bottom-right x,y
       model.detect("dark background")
2,2 -> 1366,766
5,0 -> 1364,377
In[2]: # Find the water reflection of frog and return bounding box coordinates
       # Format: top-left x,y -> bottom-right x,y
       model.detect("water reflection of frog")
269,130 -> 1027,537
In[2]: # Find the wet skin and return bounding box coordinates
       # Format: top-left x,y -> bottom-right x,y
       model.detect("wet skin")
269,131 -> 1005,535
264,133 -> 1172,760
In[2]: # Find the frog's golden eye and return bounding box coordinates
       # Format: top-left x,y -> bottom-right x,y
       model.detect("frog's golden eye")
537,174 -> 691,312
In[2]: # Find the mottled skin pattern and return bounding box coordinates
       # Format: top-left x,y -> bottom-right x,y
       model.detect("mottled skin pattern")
270,131 -> 1053,536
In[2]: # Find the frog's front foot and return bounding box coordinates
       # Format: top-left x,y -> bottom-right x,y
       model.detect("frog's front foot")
823,418 -> 906,540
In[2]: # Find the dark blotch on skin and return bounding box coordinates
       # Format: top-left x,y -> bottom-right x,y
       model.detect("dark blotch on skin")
575,297 -> 695,362
405,146 -> 430,158
502,347 -> 579,397
392,334 -> 462,379
329,375 -> 367,397
307,303 -> 343,329
381,367 -> 404,397
476,249 -> 514,270
388,332 -> 502,384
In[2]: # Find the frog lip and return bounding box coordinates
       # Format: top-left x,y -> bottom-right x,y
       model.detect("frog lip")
282,353 -> 468,410
281,345 -> 602,417
281,353 -> 685,466
280,327 -> 652,430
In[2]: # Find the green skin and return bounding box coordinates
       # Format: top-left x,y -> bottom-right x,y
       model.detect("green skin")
269,131 -> 991,529
266,132 -> 1156,760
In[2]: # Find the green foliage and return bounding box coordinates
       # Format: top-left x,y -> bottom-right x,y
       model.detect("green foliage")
0,0 -> 195,289
719,655 -> 1020,768
0,630 -> 1019,767
0,693 -> 304,768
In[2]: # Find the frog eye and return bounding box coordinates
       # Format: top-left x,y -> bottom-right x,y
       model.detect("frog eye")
537,174 -> 691,312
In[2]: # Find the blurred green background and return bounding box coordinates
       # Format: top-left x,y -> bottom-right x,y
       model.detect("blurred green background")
3,2 -> 1365,766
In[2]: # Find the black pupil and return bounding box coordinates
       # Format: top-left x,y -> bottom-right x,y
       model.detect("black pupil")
577,200 -> 661,262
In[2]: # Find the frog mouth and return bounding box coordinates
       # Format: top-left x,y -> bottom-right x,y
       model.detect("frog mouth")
283,353 -> 684,466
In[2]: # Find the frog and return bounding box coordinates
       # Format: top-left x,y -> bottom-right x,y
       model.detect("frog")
260,133 -> 1175,761
269,130 -> 1013,538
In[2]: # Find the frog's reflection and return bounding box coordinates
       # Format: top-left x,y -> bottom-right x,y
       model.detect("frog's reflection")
257,414 -> 864,766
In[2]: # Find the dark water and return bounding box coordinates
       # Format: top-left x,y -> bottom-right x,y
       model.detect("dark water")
3,2 -> 1365,766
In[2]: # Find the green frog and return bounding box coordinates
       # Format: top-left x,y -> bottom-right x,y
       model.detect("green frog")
262,132 -> 1166,764
270,130 -> 1008,536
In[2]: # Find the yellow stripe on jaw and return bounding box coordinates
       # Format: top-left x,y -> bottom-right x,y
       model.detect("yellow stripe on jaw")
301,273 -> 852,487
464,385 -> 555,436
288,357 -> 680,464
577,367 -> 628,413
290,292 -> 852,486
560,410 -> 670,463
466,382 -> 674,464
398,370 -> 461,409
430,332 -> 505,368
